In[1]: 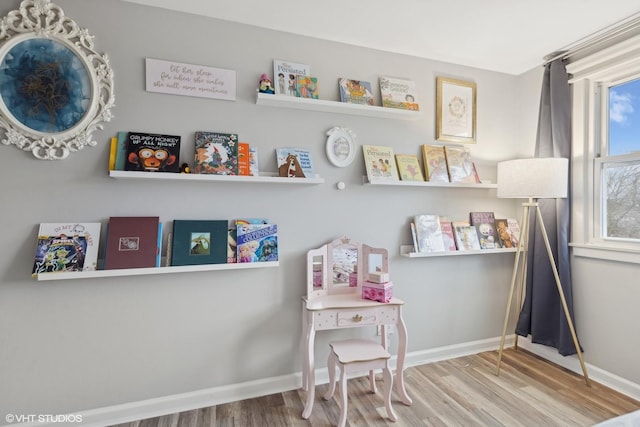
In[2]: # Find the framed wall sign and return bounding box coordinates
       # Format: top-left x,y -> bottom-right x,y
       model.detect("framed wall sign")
326,127 -> 356,167
0,0 -> 115,159
436,77 -> 476,144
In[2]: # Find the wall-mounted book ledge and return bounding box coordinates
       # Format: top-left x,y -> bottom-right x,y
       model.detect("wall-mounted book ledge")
364,176 -> 498,188
256,93 -> 422,121
109,170 -> 324,184
400,245 -> 518,258
34,261 -> 279,281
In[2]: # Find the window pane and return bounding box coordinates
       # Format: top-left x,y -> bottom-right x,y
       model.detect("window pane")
604,161 -> 640,239
609,78 -> 640,156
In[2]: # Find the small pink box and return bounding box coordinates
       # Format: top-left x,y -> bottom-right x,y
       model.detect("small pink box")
362,280 -> 393,303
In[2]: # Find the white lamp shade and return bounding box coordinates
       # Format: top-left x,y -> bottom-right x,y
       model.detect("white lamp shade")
497,157 -> 568,199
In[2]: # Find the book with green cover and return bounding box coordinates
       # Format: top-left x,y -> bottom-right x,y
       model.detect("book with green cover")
170,220 -> 228,266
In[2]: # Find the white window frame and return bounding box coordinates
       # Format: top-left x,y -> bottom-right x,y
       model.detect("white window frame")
567,34 -> 640,264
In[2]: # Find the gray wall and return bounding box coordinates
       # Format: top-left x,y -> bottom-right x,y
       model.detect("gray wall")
5,0 -> 633,419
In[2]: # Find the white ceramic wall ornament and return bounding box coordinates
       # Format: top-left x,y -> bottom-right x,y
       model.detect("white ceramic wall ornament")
325,126 -> 356,167
0,0 -> 115,160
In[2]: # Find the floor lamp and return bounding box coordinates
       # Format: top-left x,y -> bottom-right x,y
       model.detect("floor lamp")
494,157 -> 590,387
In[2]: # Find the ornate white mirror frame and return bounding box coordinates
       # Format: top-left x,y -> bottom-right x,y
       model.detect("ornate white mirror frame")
0,0 -> 115,160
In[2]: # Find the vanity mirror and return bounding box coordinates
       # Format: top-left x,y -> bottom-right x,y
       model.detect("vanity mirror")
306,236 -> 389,299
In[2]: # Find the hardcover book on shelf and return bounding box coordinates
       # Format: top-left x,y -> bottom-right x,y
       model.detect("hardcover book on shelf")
439,217 -> 458,251
469,212 -> 501,249
229,218 -> 269,263
338,78 -> 375,105
193,131 -> 238,175
452,222 -> 481,251
395,154 -> 424,181
114,131 -> 128,171
237,223 -> 278,263
421,145 -> 449,183
362,145 -> 400,181
170,220 -> 228,266
273,60 -> 310,96
495,218 -> 520,248
249,147 -> 259,176
296,75 -> 318,99
109,136 -> 117,171
276,147 -> 316,178
413,214 -> 446,253
103,216 -> 160,270
379,76 -> 420,111
32,222 -> 101,277
444,145 -> 476,183
409,222 -> 419,253
237,142 -> 250,176
124,132 -> 181,173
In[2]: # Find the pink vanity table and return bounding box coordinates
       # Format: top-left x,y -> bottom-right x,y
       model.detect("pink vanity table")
301,237 -> 412,419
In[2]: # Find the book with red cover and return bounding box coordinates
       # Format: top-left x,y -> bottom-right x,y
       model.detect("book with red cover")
104,216 -> 160,269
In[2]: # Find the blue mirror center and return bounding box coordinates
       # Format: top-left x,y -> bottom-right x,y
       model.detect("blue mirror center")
0,38 -> 91,133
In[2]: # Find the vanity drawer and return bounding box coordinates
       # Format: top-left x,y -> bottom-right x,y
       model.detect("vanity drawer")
313,305 -> 399,330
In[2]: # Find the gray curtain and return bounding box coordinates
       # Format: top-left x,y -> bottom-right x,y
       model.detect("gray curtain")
515,59 -> 582,356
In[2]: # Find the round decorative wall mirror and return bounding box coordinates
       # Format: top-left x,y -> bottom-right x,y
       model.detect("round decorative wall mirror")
0,0 -> 115,160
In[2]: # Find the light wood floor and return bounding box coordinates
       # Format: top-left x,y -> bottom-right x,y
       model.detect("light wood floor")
112,348 -> 640,427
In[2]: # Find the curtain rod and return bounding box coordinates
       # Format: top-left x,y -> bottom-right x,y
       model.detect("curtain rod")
543,12 -> 640,66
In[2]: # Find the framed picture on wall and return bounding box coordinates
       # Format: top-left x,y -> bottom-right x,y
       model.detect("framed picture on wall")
436,77 -> 477,143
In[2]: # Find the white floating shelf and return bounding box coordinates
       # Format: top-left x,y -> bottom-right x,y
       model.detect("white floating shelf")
365,176 -> 498,189
400,245 -> 518,258
109,170 -> 324,184
256,93 -> 422,121
34,261 -> 279,281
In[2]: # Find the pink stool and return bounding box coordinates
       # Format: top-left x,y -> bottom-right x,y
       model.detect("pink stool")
323,339 -> 397,427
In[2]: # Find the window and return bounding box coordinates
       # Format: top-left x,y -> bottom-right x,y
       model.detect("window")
598,78 -> 640,240
567,33 -> 640,260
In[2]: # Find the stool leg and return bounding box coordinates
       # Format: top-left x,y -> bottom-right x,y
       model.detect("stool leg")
338,364 -> 348,427
324,352 -> 337,401
382,363 -> 397,422
369,370 -> 377,394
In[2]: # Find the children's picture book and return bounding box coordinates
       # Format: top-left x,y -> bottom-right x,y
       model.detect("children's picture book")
273,60 -> 310,96
237,223 -> 278,263
395,154 -> 424,181
496,218 -> 521,248
438,217 -> 458,251
229,218 -> 269,263
413,214 -> 446,253
445,145 -> 476,183
452,222 -> 481,251
410,222 -> 419,253
249,147 -> 259,176
170,220 -> 228,266
237,142 -> 250,176
362,145 -> 400,181
194,131 -> 238,175
103,216 -> 160,270
296,75 -> 318,99
379,76 -> 419,111
421,145 -> 449,183
114,131 -> 128,171
469,211 -> 501,249
124,132 -> 181,173
32,222 -> 101,276
338,78 -> 375,105
276,147 -> 316,178
109,136 -> 117,171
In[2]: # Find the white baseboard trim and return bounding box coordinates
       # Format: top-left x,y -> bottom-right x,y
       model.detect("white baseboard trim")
518,337 -> 640,401
9,335 -> 638,427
